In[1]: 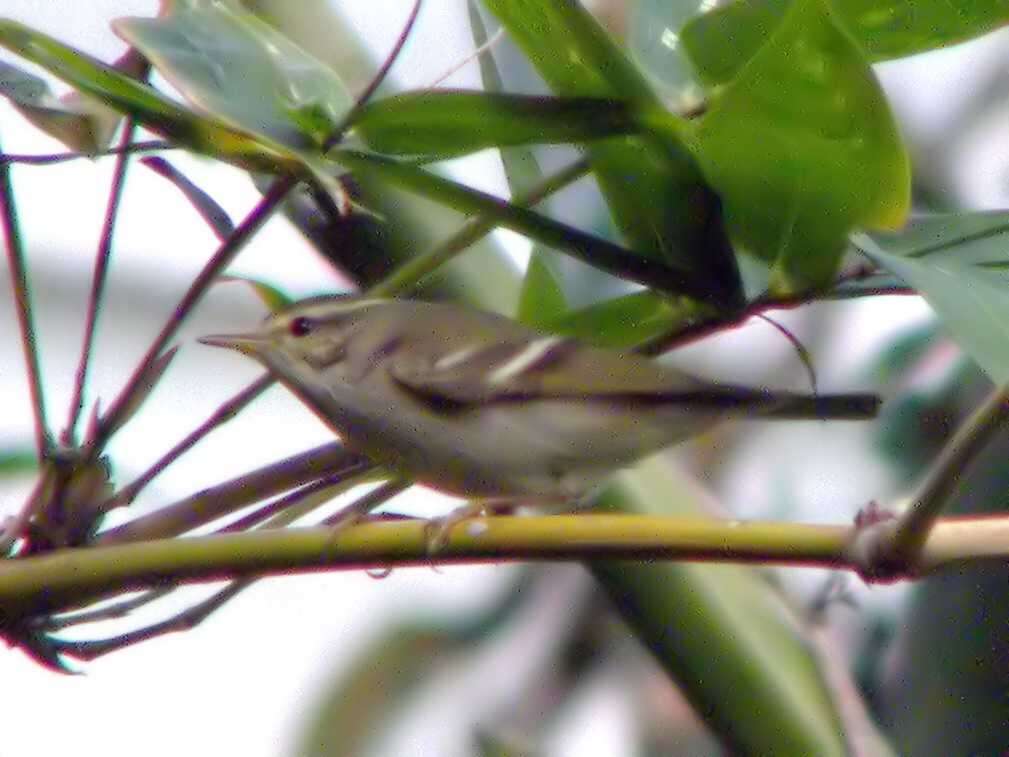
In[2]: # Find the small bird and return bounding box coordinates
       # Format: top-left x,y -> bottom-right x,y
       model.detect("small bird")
200,296 -> 879,501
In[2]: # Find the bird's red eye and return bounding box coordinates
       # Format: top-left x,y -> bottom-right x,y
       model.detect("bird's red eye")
289,316 -> 314,337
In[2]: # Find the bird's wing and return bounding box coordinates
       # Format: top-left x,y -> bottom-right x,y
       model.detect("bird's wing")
386,333 -> 748,405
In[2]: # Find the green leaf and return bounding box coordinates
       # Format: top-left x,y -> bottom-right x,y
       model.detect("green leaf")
0,19 -> 301,173
332,148 -> 722,302
543,290 -> 698,348
692,0 -> 909,294
482,0 -> 743,310
681,0 -> 1009,87
354,91 -> 640,159
464,9 -> 570,332
0,58 -> 123,153
218,275 -> 292,313
517,253 -> 566,328
113,0 -> 352,152
856,212 -> 1009,383
592,457 -> 879,756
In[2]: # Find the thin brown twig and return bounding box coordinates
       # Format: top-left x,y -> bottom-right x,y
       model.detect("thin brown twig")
754,313 -> 818,393
51,580 -> 250,663
84,0 -> 425,457
46,459 -> 380,657
322,0 -> 425,153
48,457 -> 385,659
107,374 -> 276,509
851,382 -> 1009,579
64,120 -> 142,445
368,156 -> 591,297
96,442 -> 369,544
0,140 -> 173,166
0,132 -> 51,459
219,464 -> 377,533
322,477 -> 411,527
84,174 -> 297,455
42,587 -> 175,630
636,274 -> 916,357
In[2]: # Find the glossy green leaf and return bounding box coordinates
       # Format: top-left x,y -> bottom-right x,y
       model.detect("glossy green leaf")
218,275 -> 292,312
113,0 -> 352,152
0,19 -> 300,172
855,212 -> 1009,383
627,0 -> 706,103
244,0 -> 521,312
354,91 -> 640,159
482,0 -> 743,310
680,0 -> 1009,87
692,0 -> 909,294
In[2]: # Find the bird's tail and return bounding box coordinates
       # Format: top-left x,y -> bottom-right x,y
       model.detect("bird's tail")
763,392 -> 881,420
659,387 -> 882,420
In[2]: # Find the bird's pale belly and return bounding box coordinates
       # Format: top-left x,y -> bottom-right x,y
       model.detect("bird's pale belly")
330,397 -> 711,499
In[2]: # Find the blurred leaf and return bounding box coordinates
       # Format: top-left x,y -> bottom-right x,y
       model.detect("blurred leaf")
856,211 -> 1009,382
473,730 -> 539,757
517,253 -> 566,328
865,320 -> 942,384
692,0 -> 909,294
297,626 -> 463,757
354,91 -> 640,159
483,0 -> 743,310
874,362 -> 970,481
681,0 -> 1009,87
297,571 -> 538,757
0,19 -> 301,172
0,449 -> 37,476
881,403 -> 1009,753
140,156 -> 235,239
593,457 -> 879,756
331,148 -> 720,303
544,291 -> 695,348
113,0 -> 352,151
0,57 -> 125,153
218,275 -> 291,312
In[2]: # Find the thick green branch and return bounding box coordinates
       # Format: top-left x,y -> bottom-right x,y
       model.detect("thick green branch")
3,514 -> 1009,623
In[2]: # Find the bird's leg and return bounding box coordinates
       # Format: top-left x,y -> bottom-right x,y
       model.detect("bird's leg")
423,498 -> 522,554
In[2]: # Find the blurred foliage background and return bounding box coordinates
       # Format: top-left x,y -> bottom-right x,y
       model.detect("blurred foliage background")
1,1 -> 1009,755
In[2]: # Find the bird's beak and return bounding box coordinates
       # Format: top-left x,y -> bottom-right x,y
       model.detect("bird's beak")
198,332 -> 269,355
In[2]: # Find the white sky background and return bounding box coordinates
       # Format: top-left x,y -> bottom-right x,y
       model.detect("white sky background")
0,2 -> 1008,756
